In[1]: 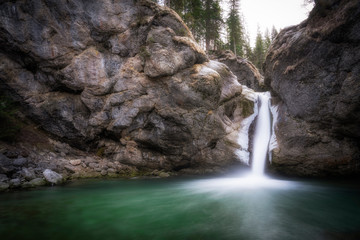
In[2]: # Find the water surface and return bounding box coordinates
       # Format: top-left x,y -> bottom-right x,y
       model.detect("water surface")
1,175 -> 360,240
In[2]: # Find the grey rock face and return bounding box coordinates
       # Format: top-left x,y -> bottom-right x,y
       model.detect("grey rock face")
0,0 -> 257,172
264,0 -> 360,176
43,169 -> 63,184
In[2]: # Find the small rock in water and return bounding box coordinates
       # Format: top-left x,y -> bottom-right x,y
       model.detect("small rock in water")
70,159 -> 82,166
43,169 -> 63,184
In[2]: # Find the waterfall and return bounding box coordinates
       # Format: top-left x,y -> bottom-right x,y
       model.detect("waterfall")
251,92 -> 271,176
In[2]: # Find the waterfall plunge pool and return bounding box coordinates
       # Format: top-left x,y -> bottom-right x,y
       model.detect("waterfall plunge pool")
1,175 -> 360,240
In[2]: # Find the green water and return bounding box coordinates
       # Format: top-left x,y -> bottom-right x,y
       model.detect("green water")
0,176 -> 360,240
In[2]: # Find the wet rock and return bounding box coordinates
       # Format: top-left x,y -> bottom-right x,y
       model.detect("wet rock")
43,169 -> 63,184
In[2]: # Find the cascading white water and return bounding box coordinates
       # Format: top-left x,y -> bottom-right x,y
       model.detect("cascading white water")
251,92 -> 271,176
190,91 -> 285,189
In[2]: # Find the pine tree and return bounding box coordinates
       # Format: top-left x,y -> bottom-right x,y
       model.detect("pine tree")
183,0 -> 205,43
170,0 -> 185,14
243,34 -> 253,60
226,0 -> 244,57
164,0 -> 171,7
264,28 -> 271,52
253,28 -> 265,72
271,26 -> 278,41
204,0 -> 223,51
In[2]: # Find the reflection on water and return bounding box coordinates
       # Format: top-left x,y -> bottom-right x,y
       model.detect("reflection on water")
0,175 -> 360,240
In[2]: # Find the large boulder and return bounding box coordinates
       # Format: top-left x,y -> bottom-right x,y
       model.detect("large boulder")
43,169 -> 63,184
0,0 -> 256,172
264,0 -> 360,176
212,50 -> 265,91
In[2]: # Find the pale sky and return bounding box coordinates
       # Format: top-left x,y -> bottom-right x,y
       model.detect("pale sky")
240,0 -> 314,46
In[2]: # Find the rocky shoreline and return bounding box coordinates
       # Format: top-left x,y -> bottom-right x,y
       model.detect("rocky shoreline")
0,119 -> 175,192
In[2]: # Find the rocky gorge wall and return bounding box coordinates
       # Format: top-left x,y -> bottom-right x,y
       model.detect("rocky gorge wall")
264,0 -> 360,176
210,50 -> 265,91
0,0 -> 259,190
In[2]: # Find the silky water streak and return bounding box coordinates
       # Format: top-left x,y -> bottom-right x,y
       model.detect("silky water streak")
251,92 -> 272,176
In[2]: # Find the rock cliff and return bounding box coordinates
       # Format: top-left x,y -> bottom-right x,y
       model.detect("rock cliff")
0,0 -> 256,188
264,0 -> 360,176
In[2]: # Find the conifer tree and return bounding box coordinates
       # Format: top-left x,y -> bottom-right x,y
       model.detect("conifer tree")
264,28 -> 271,52
271,26 -> 278,41
170,0 -> 185,15
253,28 -> 265,72
226,0 -> 244,57
183,0 -> 205,42
164,0 -> 171,7
243,34 -> 253,60
204,0 -> 223,51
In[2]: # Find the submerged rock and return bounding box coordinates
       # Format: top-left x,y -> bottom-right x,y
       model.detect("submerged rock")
43,169 -> 63,184
0,0 -> 258,172
264,0 -> 360,176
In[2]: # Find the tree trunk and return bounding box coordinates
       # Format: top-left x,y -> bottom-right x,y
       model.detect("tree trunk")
233,37 -> 237,56
205,0 -> 211,52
